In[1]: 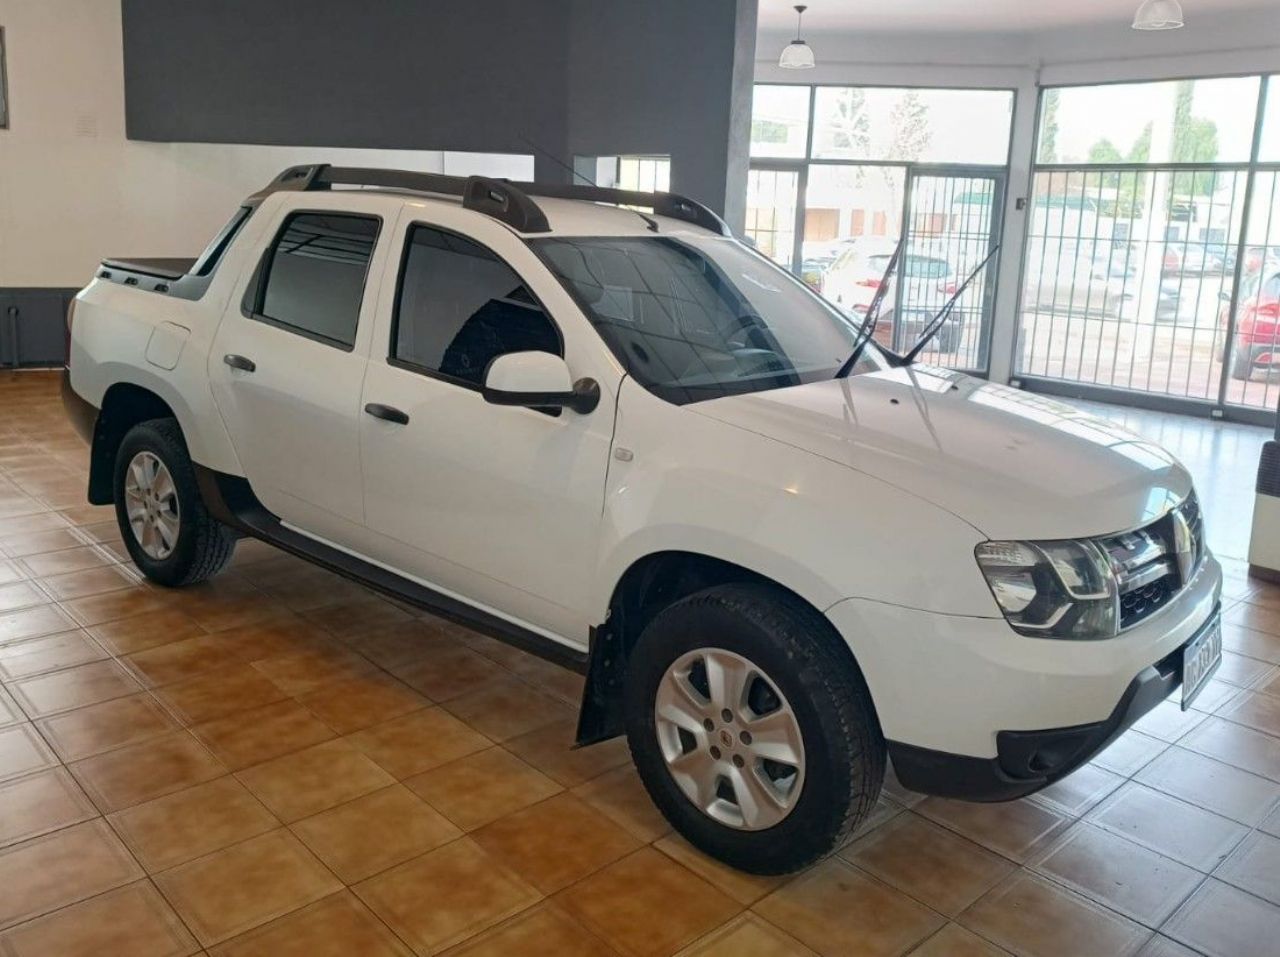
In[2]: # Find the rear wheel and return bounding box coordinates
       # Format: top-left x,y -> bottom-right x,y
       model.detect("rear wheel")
624,583 -> 884,874
113,418 -> 236,586
1230,345 -> 1256,381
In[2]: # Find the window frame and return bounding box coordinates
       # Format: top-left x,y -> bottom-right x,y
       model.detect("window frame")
243,210 -> 383,353
385,220 -> 566,393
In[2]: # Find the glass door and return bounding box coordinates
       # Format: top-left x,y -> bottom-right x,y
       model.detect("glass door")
898,168 -> 1005,370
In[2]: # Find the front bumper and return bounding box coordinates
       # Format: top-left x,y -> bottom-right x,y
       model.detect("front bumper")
826,553 -> 1222,800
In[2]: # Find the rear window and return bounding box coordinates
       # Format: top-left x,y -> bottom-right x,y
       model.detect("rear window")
252,212 -> 379,349
869,254 -> 948,279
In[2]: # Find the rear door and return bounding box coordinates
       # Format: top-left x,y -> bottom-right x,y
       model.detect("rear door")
209,199 -> 390,543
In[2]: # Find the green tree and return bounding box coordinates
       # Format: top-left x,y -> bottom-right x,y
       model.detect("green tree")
826,87 -> 870,156
1170,80 -> 1219,197
888,90 -> 931,161
1039,89 -> 1061,163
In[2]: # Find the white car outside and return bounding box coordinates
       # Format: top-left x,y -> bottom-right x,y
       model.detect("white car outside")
63,165 -> 1223,874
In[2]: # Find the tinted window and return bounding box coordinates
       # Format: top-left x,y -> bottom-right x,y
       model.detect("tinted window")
392,225 -> 559,386
255,213 -> 379,349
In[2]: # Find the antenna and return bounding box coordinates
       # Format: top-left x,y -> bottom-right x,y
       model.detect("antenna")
519,134 -> 598,186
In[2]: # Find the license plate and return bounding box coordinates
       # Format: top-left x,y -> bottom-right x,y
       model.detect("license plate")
1182,616 -> 1222,711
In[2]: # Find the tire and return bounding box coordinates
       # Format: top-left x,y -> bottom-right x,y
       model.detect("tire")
1230,346 -> 1255,381
624,583 -> 884,874
113,418 -> 236,587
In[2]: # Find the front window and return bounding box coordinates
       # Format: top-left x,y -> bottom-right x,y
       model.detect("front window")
534,235 -> 888,404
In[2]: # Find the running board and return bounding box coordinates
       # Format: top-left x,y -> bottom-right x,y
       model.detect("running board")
193,466 -> 589,675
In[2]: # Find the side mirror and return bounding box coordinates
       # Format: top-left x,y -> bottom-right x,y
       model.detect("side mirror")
481,351 -> 600,415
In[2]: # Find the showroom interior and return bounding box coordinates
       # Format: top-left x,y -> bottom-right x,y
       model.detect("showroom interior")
3,0 -> 1280,955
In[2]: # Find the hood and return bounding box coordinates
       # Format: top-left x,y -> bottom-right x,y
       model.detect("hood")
692,366 -> 1191,541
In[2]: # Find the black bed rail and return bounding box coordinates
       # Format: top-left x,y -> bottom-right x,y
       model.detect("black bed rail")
250,164 -> 731,237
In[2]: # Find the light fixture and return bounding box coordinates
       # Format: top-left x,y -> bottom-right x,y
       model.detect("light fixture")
779,5 -> 816,70
1132,0 -> 1184,30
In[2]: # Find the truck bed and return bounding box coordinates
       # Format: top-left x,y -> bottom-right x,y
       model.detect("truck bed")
101,258 -> 197,281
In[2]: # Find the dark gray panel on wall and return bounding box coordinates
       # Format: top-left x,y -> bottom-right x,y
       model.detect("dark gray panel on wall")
121,0 -> 571,155
0,290 -> 75,367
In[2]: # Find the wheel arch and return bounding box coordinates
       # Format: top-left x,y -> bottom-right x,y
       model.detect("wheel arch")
86,382 -> 181,504
576,549 -> 862,747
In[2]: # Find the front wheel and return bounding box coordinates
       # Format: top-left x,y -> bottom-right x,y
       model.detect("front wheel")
113,418 -> 237,587
624,584 -> 885,874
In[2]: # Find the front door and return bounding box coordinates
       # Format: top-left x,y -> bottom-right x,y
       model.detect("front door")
358,209 -> 616,644
209,207 -> 385,542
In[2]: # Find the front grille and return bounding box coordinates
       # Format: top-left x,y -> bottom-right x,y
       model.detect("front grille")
1100,492 -> 1204,630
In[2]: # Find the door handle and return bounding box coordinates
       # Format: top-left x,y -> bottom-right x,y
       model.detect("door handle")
223,354 -> 256,373
364,403 -> 410,425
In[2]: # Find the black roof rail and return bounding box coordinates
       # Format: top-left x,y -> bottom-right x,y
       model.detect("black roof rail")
251,164 -> 731,237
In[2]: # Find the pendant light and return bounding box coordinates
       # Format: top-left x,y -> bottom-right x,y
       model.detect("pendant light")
1132,0 -> 1184,30
779,5 -> 816,70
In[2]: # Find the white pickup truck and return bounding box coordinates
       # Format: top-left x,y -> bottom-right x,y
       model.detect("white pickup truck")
63,165 -> 1223,874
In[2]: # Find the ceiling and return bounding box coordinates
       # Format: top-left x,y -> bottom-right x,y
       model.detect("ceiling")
756,0 -> 1273,34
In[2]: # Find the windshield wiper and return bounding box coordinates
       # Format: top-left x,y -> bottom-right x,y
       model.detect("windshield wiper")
834,237 -> 903,379
900,244 -> 1000,365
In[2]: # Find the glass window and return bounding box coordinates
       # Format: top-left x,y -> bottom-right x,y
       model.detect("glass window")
533,235 -> 888,405
812,87 -> 1013,164
392,225 -> 560,387
750,85 -> 811,158
745,169 -> 799,269
617,156 -> 671,192
256,213 -> 378,349
1260,76 -> 1280,162
1036,77 -> 1260,165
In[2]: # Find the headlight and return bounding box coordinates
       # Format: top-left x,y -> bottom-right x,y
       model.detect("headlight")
975,539 -> 1119,640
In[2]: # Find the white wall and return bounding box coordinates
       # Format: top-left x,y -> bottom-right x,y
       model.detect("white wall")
0,0 -> 531,288
753,7 -> 1280,383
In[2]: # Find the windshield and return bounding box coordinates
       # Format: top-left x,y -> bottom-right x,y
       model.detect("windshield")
533,235 -> 887,404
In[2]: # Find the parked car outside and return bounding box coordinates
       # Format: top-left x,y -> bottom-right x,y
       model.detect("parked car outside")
1219,268 -> 1280,379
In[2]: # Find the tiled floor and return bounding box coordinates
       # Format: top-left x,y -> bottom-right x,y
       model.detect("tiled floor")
1,367 -> 1279,957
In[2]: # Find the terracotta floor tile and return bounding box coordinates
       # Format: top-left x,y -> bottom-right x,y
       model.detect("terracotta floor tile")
61,587 -> 174,627
86,607 -> 207,657
37,564 -> 138,601
448,902 -> 617,956
677,913 -> 816,956
390,641 -> 507,702
1091,728 -> 1170,776
290,783 -> 460,883
108,776 -> 279,872
0,512 -> 69,537
1186,677 -> 1243,715
215,616 -> 338,663
442,674 -> 575,742
69,730 -> 226,812
1135,746 -> 1280,825
916,795 -> 1070,864
236,738 -> 395,822
0,723 -> 58,782
0,581 -> 49,614
573,765 -> 672,843
405,746 -> 562,830
298,671 -> 429,734
35,691 -> 178,761
346,707 -> 490,779
154,829 -> 342,947
1222,620 -> 1280,663
0,767 -> 97,849
959,872 -> 1149,957
504,718 -> 632,787
1131,699 -> 1209,743
1089,782 -> 1249,871
906,923 -> 1011,957
1218,650 -> 1276,688
155,664 -> 290,726
124,634 -> 247,688
250,644 -> 373,696
166,579 -> 287,634
844,795 -> 906,844
0,604 -> 77,645
343,619 -> 454,670
303,597 -> 414,639
1031,822 -> 1201,926
474,792 -> 641,894
1215,830 -> 1280,906
654,833 -> 787,906
16,544 -> 112,578
843,813 -> 1015,917
1028,763 -> 1125,817
192,699 -> 335,770
0,879 -> 198,957
354,836 -> 541,954
1219,689 -> 1280,737
208,891 -> 411,957
1182,715 -> 1280,781
557,848 -> 741,957
0,630 -> 105,680
7,658 -> 142,717
1164,879 -> 1280,957
255,567 -> 370,613
0,820 -> 143,930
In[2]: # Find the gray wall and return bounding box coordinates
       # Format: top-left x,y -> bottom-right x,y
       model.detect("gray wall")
120,0 -> 756,225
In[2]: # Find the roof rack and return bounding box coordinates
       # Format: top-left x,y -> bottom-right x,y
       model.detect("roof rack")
249,164 -> 731,237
